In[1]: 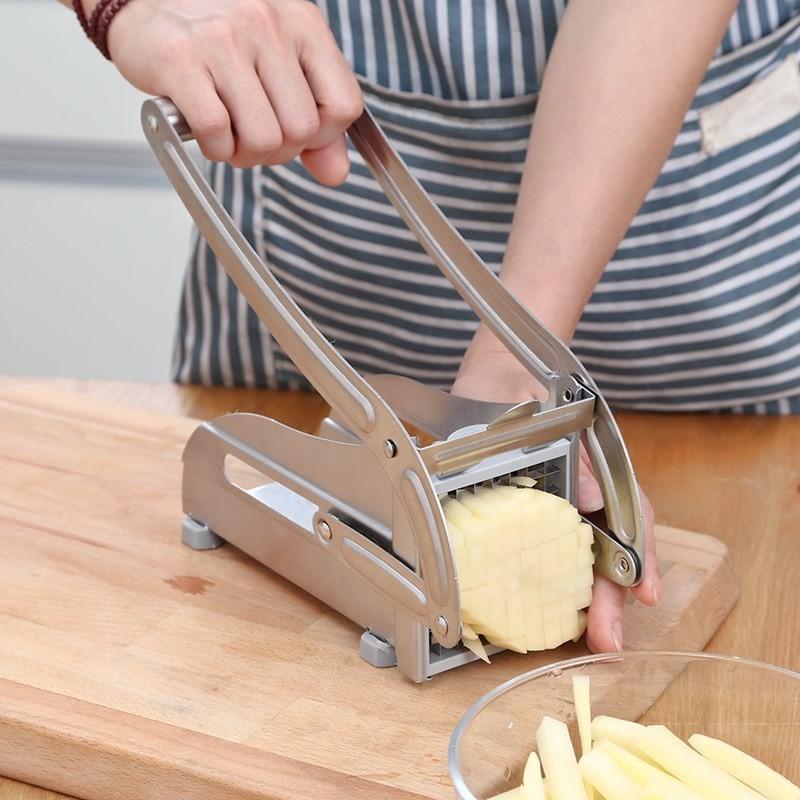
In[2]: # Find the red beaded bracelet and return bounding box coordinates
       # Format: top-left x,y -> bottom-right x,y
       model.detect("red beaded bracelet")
72,0 -> 91,36
73,0 -> 134,60
95,0 -> 135,59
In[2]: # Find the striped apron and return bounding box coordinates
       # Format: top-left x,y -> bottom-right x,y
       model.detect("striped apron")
173,0 -> 800,414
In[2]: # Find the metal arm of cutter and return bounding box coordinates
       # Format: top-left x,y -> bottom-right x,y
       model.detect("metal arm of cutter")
142,97 -> 463,648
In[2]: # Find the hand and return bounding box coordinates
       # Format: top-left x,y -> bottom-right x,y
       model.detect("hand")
451,327 -> 660,653
107,0 -> 363,183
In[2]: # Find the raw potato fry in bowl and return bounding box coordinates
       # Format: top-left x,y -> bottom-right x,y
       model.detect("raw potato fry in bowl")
449,652 -> 800,800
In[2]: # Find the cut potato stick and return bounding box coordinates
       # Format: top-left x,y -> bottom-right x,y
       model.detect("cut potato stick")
643,774 -> 708,800
572,675 -> 594,799
572,676 -> 593,755
689,734 -> 800,800
597,738 -> 668,786
591,716 -> 654,763
488,787 -> 526,800
522,751 -> 546,800
639,726 -> 766,800
536,716 -> 588,800
579,747 -> 643,799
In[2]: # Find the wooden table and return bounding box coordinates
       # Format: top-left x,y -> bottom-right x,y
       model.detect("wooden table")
1,377 -> 798,800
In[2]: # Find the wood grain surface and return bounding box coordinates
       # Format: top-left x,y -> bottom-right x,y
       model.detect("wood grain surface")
1,378 -> 795,800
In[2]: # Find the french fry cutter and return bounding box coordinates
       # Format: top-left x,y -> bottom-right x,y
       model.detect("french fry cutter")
142,97 -> 645,683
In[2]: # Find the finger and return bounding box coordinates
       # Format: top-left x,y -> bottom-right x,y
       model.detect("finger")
170,76 -> 234,163
257,47 -> 321,156
300,137 -> 351,186
213,59 -> 283,168
586,574 -> 626,653
577,444 -> 604,511
631,488 -> 661,607
580,442 -> 660,606
296,7 -> 363,145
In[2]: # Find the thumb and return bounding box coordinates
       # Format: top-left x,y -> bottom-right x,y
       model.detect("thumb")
300,135 -> 350,186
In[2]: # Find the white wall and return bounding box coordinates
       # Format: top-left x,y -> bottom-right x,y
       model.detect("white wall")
0,0 -> 193,382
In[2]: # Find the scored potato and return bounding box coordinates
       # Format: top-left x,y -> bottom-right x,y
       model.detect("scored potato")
443,484 -> 594,654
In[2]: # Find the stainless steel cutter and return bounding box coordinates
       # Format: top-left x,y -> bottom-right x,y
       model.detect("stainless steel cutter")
142,97 -> 645,682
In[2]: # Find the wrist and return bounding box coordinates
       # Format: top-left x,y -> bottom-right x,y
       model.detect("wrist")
72,0 -> 136,60
497,264 -> 584,345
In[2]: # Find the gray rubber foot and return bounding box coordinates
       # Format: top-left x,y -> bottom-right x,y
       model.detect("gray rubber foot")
181,517 -> 225,550
359,630 -> 397,669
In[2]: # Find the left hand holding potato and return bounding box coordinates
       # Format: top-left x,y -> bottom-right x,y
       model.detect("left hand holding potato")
451,328 -> 661,653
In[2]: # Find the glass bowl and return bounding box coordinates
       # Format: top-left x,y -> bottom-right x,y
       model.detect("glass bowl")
449,651 -> 800,799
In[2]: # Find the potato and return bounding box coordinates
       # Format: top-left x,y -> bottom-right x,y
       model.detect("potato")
483,678 -> 795,800
460,621 -> 490,663
596,738 -> 667,786
642,774 -> 708,800
488,788 -> 527,800
443,485 -> 594,655
572,675 -> 593,756
536,716 -> 588,800
639,726 -> 765,800
689,734 -> 800,800
579,747 -> 643,799
522,751 -> 546,800
572,674 -> 595,799
591,716 -> 653,763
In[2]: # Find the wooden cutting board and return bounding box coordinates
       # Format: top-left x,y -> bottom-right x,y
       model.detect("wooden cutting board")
0,387 -> 739,800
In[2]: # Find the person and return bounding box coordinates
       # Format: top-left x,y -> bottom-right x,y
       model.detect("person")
61,0 -> 800,654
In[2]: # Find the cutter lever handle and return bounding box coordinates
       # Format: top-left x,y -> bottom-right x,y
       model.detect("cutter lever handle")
142,99 -> 378,437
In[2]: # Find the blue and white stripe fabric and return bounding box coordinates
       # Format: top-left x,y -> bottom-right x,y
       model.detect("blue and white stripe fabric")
174,0 -> 800,414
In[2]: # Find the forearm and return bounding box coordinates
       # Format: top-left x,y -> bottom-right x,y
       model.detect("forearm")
499,0 -> 737,342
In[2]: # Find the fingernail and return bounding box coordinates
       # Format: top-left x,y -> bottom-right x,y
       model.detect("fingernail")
611,621 -> 624,652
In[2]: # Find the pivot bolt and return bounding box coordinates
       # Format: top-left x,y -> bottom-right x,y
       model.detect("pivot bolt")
383,439 -> 397,458
434,615 -> 448,636
317,519 -> 332,541
614,552 -> 631,577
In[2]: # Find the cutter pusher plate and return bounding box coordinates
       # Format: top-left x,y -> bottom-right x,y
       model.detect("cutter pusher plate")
143,97 -> 646,682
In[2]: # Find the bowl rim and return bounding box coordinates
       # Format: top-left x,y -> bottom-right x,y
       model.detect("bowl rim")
448,649 -> 800,800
